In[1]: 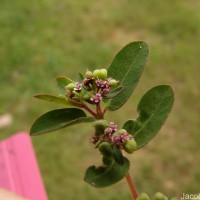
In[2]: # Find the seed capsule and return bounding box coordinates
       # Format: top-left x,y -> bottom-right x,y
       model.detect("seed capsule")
98,69 -> 107,80
123,138 -> 137,154
65,83 -> 75,91
108,79 -> 118,87
93,69 -> 108,80
93,69 -> 101,79
93,120 -> 109,135
94,120 -> 109,128
136,193 -> 150,200
116,129 -> 127,136
153,192 -> 167,200
85,70 -> 93,78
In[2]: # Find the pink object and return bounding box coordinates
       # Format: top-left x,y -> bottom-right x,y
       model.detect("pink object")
0,132 -> 48,200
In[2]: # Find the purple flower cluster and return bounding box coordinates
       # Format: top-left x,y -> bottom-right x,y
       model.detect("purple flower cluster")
90,93 -> 102,104
87,79 -> 111,104
103,122 -> 118,142
90,121 -> 133,150
111,132 -> 133,149
95,79 -> 108,88
65,69 -> 118,104
82,78 -> 93,91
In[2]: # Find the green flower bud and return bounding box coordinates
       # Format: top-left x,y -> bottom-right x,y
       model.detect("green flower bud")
153,192 -> 167,200
85,70 -> 93,78
98,142 -> 113,156
98,69 -> 107,80
93,69 -> 101,79
116,129 -> 127,136
65,83 -> 75,91
93,69 -> 107,80
93,120 -> 109,128
136,193 -> 150,200
108,79 -> 119,87
123,138 -> 137,154
93,120 -> 109,135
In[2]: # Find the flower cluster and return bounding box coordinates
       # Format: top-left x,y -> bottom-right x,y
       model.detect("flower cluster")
91,121 -> 137,153
65,69 -> 119,104
104,123 -> 133,150
111,131 -> 133,149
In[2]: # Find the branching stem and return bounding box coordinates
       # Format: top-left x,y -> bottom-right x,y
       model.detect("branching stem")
82,103 -> 97,118
96,103 -> 104,119
125,172 -> 138,200
82,102 -> 105,119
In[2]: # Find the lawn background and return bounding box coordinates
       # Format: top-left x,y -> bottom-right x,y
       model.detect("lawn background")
0,0 -> 200,199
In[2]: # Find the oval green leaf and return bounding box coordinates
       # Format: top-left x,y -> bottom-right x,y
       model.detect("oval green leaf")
84,155 -> 129,187
34,94 -> 82,107
123,85 -> 174,149
107,41 -> 149,111
30,108 -> 95,136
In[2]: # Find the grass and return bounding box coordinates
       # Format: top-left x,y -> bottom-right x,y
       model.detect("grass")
0,0 -> 200,199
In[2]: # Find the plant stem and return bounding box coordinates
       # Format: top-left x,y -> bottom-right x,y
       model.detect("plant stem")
125,172 -> 138,200
96,103 -> 104,119
82,103 -> 97,118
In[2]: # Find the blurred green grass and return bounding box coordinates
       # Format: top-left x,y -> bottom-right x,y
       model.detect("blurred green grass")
0,0 -> 200,199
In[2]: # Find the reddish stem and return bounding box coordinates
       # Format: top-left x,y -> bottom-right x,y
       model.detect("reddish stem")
96,103 -> 104,119
125,173 -> 138,200
82,103 -> 97,118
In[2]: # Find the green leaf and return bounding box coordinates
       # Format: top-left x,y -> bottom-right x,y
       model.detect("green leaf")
107,41 -> 149,111
56,76 -> 73,93
112,146 -> 124,165
34,94 -> 72,106
77,72 -> 84,82
34,94 -> 81,107
103,87 -> 124,99
30,108 -> 95,136
123,120 -> 136,135
84,155 -> 130,187
123,85 -> 174,149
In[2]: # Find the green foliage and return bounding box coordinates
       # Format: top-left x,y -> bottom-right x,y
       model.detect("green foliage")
1,0 -> 200,198
84,155 -> 130,187
34,94 -> 79,106
107,41 -> 149,111
103,86 -> 124,99
98,142 -> 113,156
30,108 -> 94,135
77,72 -> 84,82
123,85 -> 174,149
56,76 -> 73,94
31,41 -> 175,195
98,142 -> 124,165
112,146 -> 124,165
